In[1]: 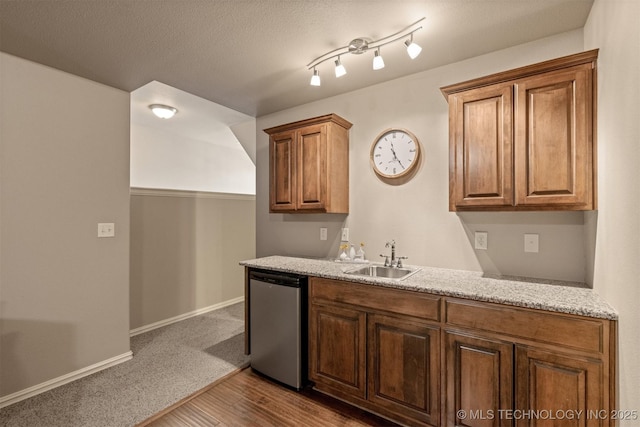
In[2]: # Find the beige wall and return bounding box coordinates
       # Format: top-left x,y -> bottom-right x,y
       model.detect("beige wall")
256,29 -> 592,283
584,0 -> 640,412
0,53 -> 131,397
129,189 -> 255,329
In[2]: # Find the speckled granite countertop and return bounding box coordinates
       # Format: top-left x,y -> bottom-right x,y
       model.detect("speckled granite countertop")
240,256 -> 618,320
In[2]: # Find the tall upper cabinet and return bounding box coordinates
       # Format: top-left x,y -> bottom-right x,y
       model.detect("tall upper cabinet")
264,114 -> 352,213
441,50 -> 598,211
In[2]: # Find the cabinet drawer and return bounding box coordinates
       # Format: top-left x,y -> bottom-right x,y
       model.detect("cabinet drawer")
445,298 -> 605,354
310,277 -> 440,322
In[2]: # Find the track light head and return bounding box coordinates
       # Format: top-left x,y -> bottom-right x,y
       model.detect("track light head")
373,48 -> 385,70
405,34 -> 422,59
310,68 -> 321,86
334,57 -> 347,78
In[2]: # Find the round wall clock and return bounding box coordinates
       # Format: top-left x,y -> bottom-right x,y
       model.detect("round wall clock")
370,128 -> 421,179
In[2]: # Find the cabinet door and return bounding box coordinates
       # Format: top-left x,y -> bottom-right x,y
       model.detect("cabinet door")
514,63 -> 594,208
450,83 -> 514,210
297,124 -> 327,211
515,346 -> 605,427
445,331 -> 514,427
269,130 -> 296,212
368,314 -> 440,426
308,303 -> 366,399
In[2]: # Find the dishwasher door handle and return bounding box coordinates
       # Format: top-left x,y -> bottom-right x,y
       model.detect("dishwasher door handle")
249,271 -> 305,287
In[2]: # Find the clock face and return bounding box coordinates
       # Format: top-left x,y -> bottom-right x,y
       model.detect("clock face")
370,129 -> 420,178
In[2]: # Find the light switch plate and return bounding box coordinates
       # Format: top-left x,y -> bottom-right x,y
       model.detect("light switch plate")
98,223 -> 115,238
341,228 -> 349,242
474,231 -> 488,250
320,227 -> 327,241
524,233 -> 539,253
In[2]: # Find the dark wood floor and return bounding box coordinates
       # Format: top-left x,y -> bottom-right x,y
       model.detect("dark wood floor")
137,368 -> 399,427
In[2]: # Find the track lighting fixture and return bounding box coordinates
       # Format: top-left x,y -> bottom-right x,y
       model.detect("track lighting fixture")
307,17 -> 424,86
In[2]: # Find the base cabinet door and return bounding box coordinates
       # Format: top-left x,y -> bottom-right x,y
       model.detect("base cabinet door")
368,313 -> 440,426
445,331 -> 514,427
308,303 -> 366,399
515,346 -> 605,427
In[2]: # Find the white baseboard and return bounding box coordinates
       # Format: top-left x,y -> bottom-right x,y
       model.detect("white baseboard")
0,351 -> 133,409
129,296 -> 245,337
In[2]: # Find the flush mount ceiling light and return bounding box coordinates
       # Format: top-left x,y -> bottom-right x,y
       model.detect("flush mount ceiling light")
149,104 -> 178,119
307,17 -> 424,86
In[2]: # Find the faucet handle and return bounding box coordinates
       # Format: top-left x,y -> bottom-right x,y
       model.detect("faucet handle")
397,256 -> 408,268
380,254 -> 390,267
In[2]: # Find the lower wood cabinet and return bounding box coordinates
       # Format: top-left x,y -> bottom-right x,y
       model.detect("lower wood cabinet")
308,302 -> 366,399
444,332 -> 513,427
515,346 -> 605,427
309,277 -> 441,427
308,277 -> 616,427
368,313 -> 440,426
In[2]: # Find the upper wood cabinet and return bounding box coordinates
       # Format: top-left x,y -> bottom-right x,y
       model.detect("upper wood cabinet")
441,50 -> 598,211
264,114 -> 352,213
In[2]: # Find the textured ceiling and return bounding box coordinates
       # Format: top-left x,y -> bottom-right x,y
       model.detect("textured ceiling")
0,0 -> 594,117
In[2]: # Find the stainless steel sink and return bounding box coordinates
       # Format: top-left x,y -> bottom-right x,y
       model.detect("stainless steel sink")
345,264 -> 420,280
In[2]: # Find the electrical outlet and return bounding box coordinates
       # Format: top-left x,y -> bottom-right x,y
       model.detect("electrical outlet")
524,234 -> 539,253
98,222 -> 115,238
474,231 -> 488,250
341,228 -> 349,241
320,227 -> 327,241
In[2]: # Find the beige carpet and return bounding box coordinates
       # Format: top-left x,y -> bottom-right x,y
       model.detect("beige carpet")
0,302 -> 250,427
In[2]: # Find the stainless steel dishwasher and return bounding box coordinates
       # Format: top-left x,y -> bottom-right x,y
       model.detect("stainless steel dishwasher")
248,269 -> 307,390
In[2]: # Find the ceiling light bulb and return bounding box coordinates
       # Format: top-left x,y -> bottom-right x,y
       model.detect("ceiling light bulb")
310,68 -> 321,86
373,49 -> 385,70
405,35 -> 422,59
149,104 -> 178,119
334,58 -> 347,78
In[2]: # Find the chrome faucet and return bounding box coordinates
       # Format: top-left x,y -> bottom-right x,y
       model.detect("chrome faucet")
386,240 -> 396,266
380,240 -> 407,267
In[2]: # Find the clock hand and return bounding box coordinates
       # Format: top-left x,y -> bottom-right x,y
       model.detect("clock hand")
387,157 -> 406,170
388,150 -> 399,163
388,142 -> 406,169
390,142 -> 399,159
